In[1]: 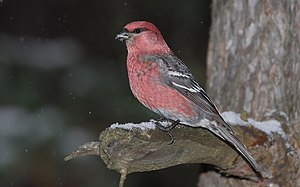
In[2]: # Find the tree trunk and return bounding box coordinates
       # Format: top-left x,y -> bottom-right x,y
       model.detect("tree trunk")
201,0 -> 300,186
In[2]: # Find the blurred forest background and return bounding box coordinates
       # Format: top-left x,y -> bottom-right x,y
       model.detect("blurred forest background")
0,0 -> 211,186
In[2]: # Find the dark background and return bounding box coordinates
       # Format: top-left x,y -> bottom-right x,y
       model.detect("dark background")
0,0 -> 211,186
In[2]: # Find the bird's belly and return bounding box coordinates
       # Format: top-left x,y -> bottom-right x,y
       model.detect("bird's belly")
128,62 -> 197,121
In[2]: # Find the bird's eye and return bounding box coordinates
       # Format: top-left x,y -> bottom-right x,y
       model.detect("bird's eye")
133,28 -> 142,34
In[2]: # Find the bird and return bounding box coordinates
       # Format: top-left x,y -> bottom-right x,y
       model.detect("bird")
115,21 -> 263,176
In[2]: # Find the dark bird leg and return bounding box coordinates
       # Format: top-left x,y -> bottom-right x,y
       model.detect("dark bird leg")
154,119 -> 180,144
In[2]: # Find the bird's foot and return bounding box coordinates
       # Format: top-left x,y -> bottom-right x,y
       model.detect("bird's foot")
154,119 -> 180,144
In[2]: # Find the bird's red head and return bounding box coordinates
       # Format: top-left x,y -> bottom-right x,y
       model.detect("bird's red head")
116,21 -> 172,54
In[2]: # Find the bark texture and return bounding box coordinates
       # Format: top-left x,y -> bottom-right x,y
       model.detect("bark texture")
65,119 -> 272,187
205,0 -> 300,186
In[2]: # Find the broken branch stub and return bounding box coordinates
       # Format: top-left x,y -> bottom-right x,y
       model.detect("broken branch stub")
99,122 -> 240,174
65,117 -> 273,187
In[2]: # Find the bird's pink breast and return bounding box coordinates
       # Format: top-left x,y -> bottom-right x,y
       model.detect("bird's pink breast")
127,54 -> 196,119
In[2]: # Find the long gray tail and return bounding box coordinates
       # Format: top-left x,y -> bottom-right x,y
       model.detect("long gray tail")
208,122 -> 263,176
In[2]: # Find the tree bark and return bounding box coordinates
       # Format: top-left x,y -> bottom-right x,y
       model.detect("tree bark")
204,0 -> 300,186
65,118 -> 271,187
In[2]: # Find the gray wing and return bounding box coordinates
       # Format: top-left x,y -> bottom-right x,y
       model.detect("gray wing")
142,55 -> 265,174
144,54 -> 234,133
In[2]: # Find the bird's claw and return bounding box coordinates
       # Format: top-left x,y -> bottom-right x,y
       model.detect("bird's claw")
154,119 -> 180,144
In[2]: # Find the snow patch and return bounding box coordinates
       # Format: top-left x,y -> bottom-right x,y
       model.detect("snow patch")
222,111 -> 286,138
248,118 -> 285,137
110,120 -> 156,131
221,111 -> 248,126
110,119 -> 175,131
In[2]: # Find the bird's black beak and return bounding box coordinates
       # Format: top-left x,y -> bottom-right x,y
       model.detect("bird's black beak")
115,31 -> 132,42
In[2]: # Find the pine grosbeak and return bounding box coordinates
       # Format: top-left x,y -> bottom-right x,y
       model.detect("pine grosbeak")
116,21 -> 262,175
